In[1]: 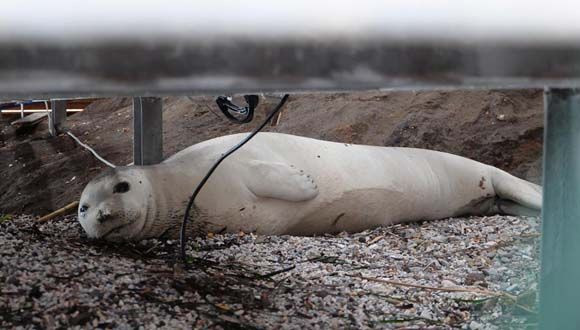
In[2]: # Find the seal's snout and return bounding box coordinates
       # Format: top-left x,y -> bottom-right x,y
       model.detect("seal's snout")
82,207 -> 130,240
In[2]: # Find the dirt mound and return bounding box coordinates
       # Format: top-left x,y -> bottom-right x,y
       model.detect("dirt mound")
0,90 -> 543,215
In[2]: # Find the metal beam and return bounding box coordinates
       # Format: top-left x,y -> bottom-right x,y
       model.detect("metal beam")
48,99 -> 66,136
540,88 -> 580,329
3,44 -> 580,98
133,97 -> 163,166
2,1 -> 580,98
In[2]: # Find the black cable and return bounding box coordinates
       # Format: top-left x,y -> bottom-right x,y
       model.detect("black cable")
179,94 -> 289,263
216,95 -> 259,123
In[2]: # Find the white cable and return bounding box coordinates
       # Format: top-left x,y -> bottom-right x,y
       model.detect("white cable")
66,131 -> 116,168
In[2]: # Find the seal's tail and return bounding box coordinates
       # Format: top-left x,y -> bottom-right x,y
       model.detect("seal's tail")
491,168 -> 542,216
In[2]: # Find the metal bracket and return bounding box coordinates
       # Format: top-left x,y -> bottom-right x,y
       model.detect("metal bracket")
133,97 -> 163,166
48,99 -> 67,136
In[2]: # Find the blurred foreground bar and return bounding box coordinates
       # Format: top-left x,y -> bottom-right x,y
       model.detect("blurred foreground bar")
540,89 -> 580,330
1,1 -> 580,98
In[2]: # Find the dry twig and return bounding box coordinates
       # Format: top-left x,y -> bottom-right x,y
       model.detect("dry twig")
367,235 -> 385,246
37,201 -> 79,223
352,275 -> 516,300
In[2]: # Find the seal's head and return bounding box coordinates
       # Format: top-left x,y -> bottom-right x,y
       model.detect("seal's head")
78,167 -> 152,241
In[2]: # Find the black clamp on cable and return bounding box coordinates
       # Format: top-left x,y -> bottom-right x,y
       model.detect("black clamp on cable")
215,95 -> 259,124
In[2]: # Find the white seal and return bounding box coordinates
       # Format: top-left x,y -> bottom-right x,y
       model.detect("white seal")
78,133 -> 542,241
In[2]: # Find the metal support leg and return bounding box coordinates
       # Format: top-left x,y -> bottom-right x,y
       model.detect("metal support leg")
48,99 -> 67,136
133,97 -> 163,165
540,88 -> 580,329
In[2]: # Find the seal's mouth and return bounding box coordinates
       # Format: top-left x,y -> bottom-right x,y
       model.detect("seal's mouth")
100,223 -> 131,239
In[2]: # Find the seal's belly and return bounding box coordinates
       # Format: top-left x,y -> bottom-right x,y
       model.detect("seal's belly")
183,133 -> 496,236
217,180 -> 491,236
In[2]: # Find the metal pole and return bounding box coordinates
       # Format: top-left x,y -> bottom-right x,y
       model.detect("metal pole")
48,99 -> 67,136
133,97 -> 163,166
540,88 -> 580,329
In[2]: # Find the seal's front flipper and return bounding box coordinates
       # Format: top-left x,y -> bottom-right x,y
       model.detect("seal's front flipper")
243,160 -> 319,202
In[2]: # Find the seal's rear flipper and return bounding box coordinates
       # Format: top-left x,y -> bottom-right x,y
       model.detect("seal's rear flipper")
491,168 -> 542,215
243,160 -> 319,202
497,199 -> 541,217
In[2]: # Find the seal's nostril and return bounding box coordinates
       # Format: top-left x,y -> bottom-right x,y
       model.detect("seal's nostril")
97,210 -> 112,223
98,214 -> 111,223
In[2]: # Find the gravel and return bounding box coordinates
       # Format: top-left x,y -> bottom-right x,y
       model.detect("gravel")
1,214 -> 540,329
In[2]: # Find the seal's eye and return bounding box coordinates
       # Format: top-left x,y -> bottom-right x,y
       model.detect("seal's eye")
80,204 -> 89,213
113,181 -> 130,194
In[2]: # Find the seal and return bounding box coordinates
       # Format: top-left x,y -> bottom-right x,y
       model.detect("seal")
78,132 -> 542,241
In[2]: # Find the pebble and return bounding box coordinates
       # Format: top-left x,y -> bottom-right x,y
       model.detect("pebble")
441,280 -> 456,287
